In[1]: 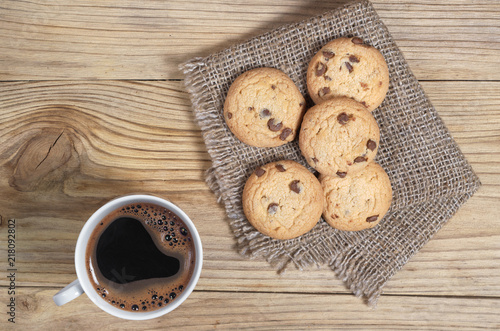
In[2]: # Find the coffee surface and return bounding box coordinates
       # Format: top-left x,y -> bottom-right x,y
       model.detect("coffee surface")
96,217 -> 181,283
85,202 -> 196,312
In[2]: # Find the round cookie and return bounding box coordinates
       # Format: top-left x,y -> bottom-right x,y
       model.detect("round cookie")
306,36 -> 389,111
299,97 -> 380,177
242,160 -> 323,240
320,162 -> 392,231
224,67 -> 307,147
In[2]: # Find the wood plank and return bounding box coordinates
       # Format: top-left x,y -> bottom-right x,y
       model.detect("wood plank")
3,191 -> 499,298
0,0 -> 499,80
2,193 -> 499,297
0,81 -> 498,298
0,287 -> 498,329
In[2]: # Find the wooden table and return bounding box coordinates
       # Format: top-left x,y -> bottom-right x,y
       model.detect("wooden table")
1,1 -> 499,329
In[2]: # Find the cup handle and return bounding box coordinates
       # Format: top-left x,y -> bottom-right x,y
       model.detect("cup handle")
53,279 -> 84,306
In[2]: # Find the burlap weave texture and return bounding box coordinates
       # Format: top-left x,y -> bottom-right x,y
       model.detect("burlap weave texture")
180,0 -> 481,305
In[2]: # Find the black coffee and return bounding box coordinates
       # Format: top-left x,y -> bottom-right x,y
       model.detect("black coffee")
85,202 -> 196,312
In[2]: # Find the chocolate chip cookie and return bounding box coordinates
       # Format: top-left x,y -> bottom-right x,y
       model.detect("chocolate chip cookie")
306,37 -> 389,111
224,67 -> 307,147
320,162 -> 392,231
299,97 -> 380,177
242,160 -> 323,239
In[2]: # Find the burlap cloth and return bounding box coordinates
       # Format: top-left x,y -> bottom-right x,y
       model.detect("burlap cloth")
180,0 -> 481,305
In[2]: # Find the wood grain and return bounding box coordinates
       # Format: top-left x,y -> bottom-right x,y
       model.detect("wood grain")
1,1 -> 499,329
0,0 -> 499,80
1,287 -> 499,330
0,80 -> 498,300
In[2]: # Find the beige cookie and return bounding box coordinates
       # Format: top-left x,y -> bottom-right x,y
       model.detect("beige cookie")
306,36 -> 389,111
242,160 -> 323,240
299,97 -> 380,177
320,162 -> 392,231
224,67 -> 307,147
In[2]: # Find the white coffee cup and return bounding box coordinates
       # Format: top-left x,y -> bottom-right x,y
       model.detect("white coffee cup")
53,194 -> 203,320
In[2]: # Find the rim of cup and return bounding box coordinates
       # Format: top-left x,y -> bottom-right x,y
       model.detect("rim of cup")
74,194 -> 203,320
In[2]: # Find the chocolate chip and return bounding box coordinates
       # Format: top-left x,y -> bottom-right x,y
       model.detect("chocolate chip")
354,156 -> 367,163
276,164 -> 286,172
367,139 -> 377,151
312,157 -> 319,163
299,101 -> 305,107
366,215 -> 379,223
271,84 -> 276,90
349,55 -> 359,63
360,82 -> 368,89
248,106 -> 254,111
316,62 -> 326,76
324,75 -> 332,81
260,108 -> 271,118
336,171 -> 347,178
332,214 -> 339,219
352,37 -> 364,44
268,203 -> 279,214
323,50 -> 335,60
255,167 -> 266,177
360,101 -> 368,108
289,180 -> 301,194
279,127 -> 292,141
337,112 -> 350,125
227,112 -> 232,119
267,118 -> 283,131
318,87 -> 331,97
344,62 -> 353,73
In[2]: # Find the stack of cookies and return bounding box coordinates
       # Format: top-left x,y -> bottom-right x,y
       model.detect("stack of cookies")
224,37 -> 393,239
